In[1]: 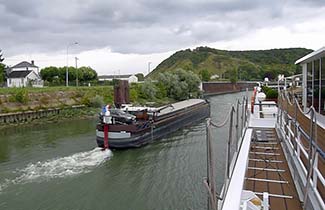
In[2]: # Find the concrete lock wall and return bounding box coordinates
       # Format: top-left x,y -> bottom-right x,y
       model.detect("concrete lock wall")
202,82 -> 256,95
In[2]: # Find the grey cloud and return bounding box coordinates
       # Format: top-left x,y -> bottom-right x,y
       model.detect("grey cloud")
0,0 -> 324,56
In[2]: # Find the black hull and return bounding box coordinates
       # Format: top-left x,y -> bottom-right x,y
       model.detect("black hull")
96,103 -> 210,149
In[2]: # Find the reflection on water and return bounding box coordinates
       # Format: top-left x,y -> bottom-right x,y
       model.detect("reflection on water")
0,92 -> 248,210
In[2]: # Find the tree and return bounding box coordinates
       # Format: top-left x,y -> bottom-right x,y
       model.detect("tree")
141,80 -> 157,99
0,63 -> 5,84
156,68 -> 201,100
40,66 -> 98,86
228,68 -> 238,84
0,50 -> 5,84
200,69 -> 211,81
0,50 -> 4,63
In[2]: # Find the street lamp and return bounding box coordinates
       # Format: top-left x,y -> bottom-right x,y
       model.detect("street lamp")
278,74 -> 284,93
148,62 -> 152,74
66,42 -> 78,87
75,57 -> 79,86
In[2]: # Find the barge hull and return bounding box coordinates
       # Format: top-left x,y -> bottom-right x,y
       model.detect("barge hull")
96,103 -> 210,148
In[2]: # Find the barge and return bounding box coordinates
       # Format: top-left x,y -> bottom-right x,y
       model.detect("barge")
96,99 -> 210,149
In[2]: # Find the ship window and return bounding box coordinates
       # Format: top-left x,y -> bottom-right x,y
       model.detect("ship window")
321,57 -> 325,115
307,62 -> 313,107
314,60 -> 320,112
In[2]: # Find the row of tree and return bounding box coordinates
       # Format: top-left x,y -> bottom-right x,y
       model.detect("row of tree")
40,66 -> 97,86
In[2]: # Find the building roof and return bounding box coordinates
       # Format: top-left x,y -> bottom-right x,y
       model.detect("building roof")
7,70 -> 32,78
98,74 -> 133,79
11,61 -> 38,69
295,46 -> 325,65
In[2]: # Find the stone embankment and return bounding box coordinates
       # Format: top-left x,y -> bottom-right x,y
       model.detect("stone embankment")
0,105 -> 85,124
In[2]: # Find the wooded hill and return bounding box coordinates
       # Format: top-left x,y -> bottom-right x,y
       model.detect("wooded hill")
148,47 -> 313,81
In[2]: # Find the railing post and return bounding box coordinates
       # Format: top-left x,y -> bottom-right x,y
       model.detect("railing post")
284,95 -> 289,137
312,154 -> 318,191
241,97 -> 245,137
297,131 -> 301,158
294,100 -> 298,151
236,100 -> 239,151
206,119 -> 217,210
280,93 -> 284,128
303,109 -> 315,209
227,106 -> 234,180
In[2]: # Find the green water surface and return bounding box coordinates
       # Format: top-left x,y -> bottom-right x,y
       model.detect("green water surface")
0,92 -> 248,210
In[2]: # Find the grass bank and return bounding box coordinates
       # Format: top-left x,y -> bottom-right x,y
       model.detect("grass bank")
0,86 -> 114,113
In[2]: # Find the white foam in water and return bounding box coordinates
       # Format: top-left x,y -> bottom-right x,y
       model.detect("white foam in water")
0,148 -> 112,192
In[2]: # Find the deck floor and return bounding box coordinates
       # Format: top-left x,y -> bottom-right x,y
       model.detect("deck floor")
244,128 -> 303,210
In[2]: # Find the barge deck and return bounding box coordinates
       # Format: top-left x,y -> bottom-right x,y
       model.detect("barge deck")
245,128 -> 302,210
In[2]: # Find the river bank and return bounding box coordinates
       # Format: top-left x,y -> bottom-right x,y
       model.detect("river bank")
0,106 -> 99,130
0,85 -> 176,127
0,86 -> 114,113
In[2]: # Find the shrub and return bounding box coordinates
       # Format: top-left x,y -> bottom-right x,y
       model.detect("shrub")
141,80 -> 157,99
130,88 -> 139,102
12,88 -> 29,104
261,85 -> 271,93
81,93 -> 91,106
89,95 -> 104,108
266,89 -> 278,99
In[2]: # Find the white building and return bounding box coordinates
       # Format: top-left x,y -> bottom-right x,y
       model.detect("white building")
6,61 -> 43,87
98,74 -> 138,83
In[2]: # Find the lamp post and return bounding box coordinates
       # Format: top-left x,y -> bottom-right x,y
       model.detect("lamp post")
66,42 -> 78,87
278,74 -> 284,93
75,57 -> 79,86
148,62 -> 152,74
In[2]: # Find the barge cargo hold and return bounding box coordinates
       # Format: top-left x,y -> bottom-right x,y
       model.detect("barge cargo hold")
96,99 -> 210,149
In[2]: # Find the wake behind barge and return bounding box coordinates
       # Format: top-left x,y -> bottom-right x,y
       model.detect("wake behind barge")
96,99 -> 210,149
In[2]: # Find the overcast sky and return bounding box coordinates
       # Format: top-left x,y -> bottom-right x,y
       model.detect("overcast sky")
1,0 -> 325,75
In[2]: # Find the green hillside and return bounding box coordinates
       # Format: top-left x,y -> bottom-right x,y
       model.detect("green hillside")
148,47 -> 312,81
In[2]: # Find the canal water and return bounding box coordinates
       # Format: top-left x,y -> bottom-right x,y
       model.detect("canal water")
0,92 -> 248,210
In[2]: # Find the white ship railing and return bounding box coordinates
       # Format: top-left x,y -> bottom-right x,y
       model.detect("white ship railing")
277,92 -> 325,210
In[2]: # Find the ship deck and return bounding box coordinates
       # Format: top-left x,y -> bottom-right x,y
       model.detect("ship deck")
244,128 -> 303,210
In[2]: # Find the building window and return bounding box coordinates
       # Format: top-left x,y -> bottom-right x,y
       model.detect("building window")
9,79 -> 11,84
313,60 -> 320,112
